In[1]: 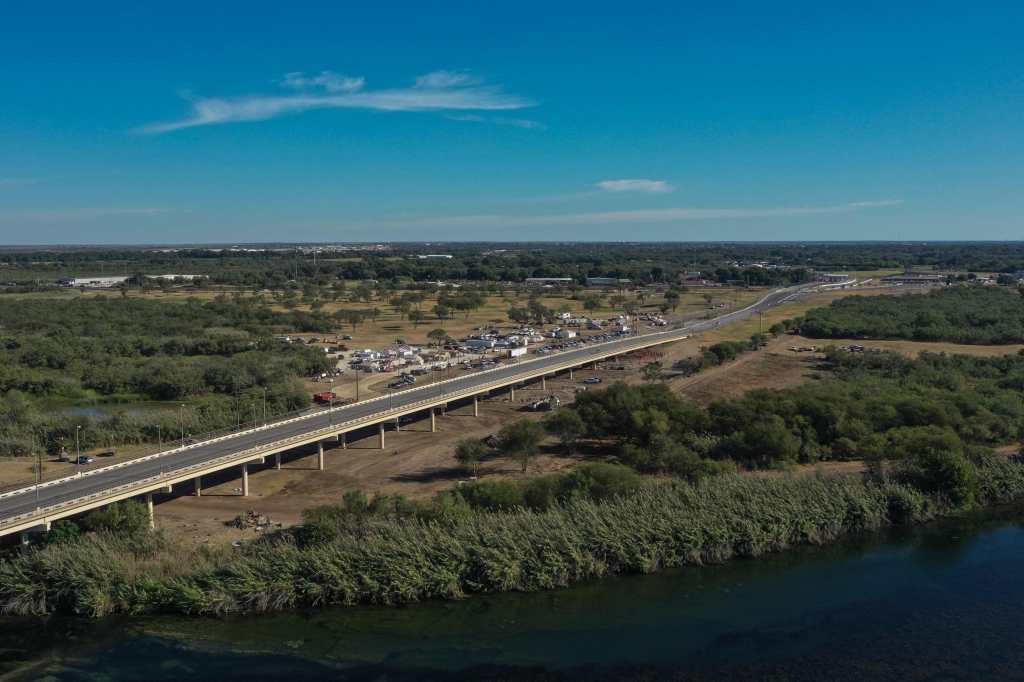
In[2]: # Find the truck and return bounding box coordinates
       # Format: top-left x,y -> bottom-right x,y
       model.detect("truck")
312,391 -> 338,405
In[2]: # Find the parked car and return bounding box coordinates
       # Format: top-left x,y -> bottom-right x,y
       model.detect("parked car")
582,377 -> 603,384
75,456 -> 95,465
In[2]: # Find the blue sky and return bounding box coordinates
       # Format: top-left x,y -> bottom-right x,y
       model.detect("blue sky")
1,1 -> 1021,244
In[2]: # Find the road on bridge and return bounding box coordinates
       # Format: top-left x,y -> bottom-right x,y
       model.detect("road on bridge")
0,284 -> 806,531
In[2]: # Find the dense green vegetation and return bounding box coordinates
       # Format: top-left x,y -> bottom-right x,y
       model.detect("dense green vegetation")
4,454 -> 1023,617
5,243 -> 1024,291
0,297 -> 333,456
799,286 -> 1024,344
564,351 -> 1024,484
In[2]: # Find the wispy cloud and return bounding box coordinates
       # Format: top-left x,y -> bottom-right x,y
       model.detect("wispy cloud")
138,70 -> 535,134
447,113 -> 546,130
281,71 -> 365,93
2,207 -> 170,221
369,200 -> 902,229
414,70 -> 481,89
597,179 -> 675,194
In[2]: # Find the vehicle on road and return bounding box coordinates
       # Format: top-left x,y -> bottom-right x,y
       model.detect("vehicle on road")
75,456 -> 95,465
582,377 -> 603,384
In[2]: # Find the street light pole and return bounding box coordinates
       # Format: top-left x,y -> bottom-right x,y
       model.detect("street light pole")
75,425 -> 81,475
179,404 -> 185,447
262,386 -> 267,425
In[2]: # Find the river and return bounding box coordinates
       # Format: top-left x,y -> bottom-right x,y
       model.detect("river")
3,506 -> 1024,680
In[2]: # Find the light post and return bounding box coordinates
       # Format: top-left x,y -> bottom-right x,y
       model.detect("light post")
35,449 -> 41,508
329,394 -> 334,426
75,425 -> 81,475
179,404 -> 185,447
355,371 -> 361,402
251,403 -> 257,431
262,386 -> 267,425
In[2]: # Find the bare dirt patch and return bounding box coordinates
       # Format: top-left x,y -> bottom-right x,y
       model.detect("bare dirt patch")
670,337 -> 824,405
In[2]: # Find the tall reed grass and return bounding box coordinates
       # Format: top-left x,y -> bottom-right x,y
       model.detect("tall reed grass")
3,458 -> 1023,618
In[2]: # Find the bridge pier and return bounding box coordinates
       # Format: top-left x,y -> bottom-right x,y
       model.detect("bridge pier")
194,476 -> 202,497
395,417 -> 401,432
274,453 -> 281,470
146,493 -> 155,530
241,464 -> 249,496
510,385 -> 516,401
541,375 -> 546,391
569,368 -> 574,380
378,422 -> 385,449
430,408 -> 436,433
473,396 -> 479,417
341,432 -> 347,449
317,441 -> 325,471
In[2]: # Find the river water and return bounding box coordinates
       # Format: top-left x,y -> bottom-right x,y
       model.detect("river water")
3,506 -> 1024,681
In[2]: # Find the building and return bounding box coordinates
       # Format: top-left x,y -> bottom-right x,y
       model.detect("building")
881,273 -> 946,285
416,254 -> 454,259
525,277 -> 573,286
818,273 -> 853,283
586,277 -> 630,287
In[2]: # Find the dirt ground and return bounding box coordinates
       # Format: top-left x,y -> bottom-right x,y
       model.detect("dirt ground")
669,336 -> 824,405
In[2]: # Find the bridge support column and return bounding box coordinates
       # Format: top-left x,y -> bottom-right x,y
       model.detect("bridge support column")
473,396 -> 479,417
395,417 -> 401,432
274,453 -> 281,470
20,532 -> 30,554
430,408 -> 436,433
146,493 -> 155,530
194,476 -> 202,497
510,385 -> 516,401
569,368 -> 574,380
341,432 -> 347,449
541,375 -> 546,391
241,464 -> 249,497
378,422 -> 385,449
317,441 -> 325,471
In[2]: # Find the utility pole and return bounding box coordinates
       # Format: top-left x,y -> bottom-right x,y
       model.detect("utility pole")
75,425 -> 81,474
262,386 -> 267,425
179,404 -> 185,447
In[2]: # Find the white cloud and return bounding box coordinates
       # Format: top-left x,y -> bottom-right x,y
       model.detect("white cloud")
414,70 -> 480,89
370,200 -> 902,229
138,70 -> 533,134
597,179 -> 675,194
281,71 -> 365,93
447,113 -> 545,130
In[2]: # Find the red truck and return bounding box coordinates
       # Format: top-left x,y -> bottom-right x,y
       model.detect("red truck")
312,391 -> 338,405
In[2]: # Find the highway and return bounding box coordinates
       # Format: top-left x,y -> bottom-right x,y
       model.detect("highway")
0,284 -> 806,536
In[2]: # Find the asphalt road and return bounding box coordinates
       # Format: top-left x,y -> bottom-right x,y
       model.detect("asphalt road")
0,284 -> 806,528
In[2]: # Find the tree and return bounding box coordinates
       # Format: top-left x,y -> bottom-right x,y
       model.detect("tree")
583,294 -> 602,313
543,409 -> 584,453
507,306 -> 531,325
433,304 -> 451,321
409,310 -> 425,326
664,289 -> 681,311
641,361 -> 664,382
427,328 -> 449,347
498,419 -> 545,473
455,438 -> 487,477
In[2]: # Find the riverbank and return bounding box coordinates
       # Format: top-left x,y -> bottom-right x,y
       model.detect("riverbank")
4,454 -> 1024,619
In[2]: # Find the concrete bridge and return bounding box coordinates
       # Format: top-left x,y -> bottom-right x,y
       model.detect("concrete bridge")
0,285 -> 807,541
